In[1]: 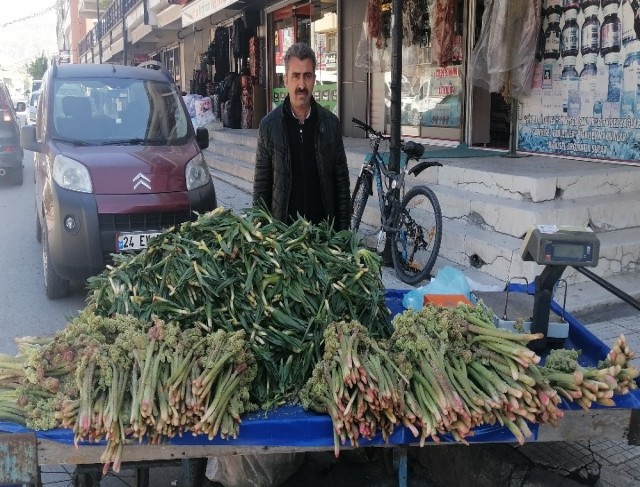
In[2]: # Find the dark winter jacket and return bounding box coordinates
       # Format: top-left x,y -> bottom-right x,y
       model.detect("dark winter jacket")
253,97 -> 351,231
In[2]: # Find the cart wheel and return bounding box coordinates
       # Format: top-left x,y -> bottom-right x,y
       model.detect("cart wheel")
181,458 -> 208,487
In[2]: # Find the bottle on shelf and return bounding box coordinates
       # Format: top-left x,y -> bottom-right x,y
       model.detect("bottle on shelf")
562,57 -> 580,116
562,0 -> 580,13
561,9 -> 580,61
600,0 -> 621,65
620,0 -> 640,117
580,55 -> 599,116
581,3 -> 601,59
543,0 -> 562,60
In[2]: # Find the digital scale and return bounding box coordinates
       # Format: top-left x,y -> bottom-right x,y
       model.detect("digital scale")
476,225 -> 600,351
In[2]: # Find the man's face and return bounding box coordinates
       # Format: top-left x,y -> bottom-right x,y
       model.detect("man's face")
284,56 -> 315,113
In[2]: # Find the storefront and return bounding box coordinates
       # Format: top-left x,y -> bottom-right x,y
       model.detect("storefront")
266,0 -> 339,114
362,0 -> 465,142
517,0 -> 640,164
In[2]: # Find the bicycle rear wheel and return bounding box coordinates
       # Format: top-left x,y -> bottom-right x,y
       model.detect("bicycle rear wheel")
350,172 -> 372,233
391,185 -> 442,285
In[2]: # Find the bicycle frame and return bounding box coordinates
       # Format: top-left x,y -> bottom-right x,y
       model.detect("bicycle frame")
361,141 -> 409,233
351,117 -> 443,283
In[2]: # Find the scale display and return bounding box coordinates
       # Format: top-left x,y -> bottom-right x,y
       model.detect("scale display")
520,225 -> 601,350
521,225 -> 600,267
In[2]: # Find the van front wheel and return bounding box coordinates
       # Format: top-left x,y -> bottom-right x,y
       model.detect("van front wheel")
42,228 -> 70,299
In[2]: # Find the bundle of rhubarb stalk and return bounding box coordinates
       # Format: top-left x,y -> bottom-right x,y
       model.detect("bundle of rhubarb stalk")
300,304 -> 639,455
0,311 -> 256,474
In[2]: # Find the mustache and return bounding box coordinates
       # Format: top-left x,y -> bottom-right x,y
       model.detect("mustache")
295,88 -> 308,95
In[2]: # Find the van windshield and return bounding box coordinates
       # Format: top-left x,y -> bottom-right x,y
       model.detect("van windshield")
51,78 -> 190,145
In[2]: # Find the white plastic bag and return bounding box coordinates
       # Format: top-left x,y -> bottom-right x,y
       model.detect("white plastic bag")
195,97 -> 215,128
206,453 -> 305,487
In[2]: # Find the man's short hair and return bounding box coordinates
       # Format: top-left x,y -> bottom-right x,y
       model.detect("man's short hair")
284,43 -> 317,73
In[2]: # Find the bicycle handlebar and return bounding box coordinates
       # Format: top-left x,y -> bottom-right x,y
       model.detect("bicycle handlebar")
352,117 -> 387,140
352,117 -> 425,159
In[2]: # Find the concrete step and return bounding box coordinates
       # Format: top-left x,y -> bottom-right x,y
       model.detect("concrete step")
442,220 -> 640,284
209,126 -> 259,150
205,138 -> 256,166
437,155 -> 640,202
205,150 -> 256,183
433,184 -> 640,238
356,194 -> 640,284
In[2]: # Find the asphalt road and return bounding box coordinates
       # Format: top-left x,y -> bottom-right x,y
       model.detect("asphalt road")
0,152 -> 86,356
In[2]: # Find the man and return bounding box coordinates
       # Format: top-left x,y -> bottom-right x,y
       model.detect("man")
253,43 -> 350,230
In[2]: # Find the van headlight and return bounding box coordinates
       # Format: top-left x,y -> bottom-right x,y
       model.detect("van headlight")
185,153 -> 211,190
53,155 -> 93,193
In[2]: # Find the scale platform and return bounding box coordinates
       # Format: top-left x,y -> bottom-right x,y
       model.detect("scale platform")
474,291 -> 569,341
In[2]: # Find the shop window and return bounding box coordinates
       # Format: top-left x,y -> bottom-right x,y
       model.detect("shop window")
371,0 -> 464,139
269,0 -> 338,114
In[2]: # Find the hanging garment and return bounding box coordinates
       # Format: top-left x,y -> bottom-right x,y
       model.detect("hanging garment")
214,27 -> 230,80
470,0 -> 542,99
241,74 -> 254,129
249,36 -> 261,81
232,17 -> 249,62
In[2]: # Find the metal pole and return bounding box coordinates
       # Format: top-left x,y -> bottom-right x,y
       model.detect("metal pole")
122,0 -> 128,65
97,0 -> 103,63
389,0 -> 403,173
575,267 -> 640,312
382,0 -> 403,264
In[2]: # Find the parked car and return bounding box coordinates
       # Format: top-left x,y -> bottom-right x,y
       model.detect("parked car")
0,81 -> 24,185
21,63 -> 217,299
28,90 -> 40,125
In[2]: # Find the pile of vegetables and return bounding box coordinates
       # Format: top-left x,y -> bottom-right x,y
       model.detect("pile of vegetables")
0,311 -> 256,474
301,304 -> 640,455
390,304 -> 561,445
87,207 -> 390,407
541,335 -> 638,410
300,321 -> 409,456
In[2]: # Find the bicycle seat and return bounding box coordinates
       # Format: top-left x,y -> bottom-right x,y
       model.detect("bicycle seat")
403,141 -> 425,159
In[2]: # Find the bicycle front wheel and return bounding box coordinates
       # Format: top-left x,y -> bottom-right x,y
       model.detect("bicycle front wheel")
391,185 -> 442,285
350,172 -> 372,233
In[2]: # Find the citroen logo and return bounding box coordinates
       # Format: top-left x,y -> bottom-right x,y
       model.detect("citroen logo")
133,173 -> 151,190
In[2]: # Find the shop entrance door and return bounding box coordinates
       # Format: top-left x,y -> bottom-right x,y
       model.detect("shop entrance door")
267,0 -> 338,113
469,0 -> 513,148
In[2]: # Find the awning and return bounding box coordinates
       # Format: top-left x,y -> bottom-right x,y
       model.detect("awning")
181,0 -> 241,27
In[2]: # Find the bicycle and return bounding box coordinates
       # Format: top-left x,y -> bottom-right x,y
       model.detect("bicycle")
350,117 -> 443,285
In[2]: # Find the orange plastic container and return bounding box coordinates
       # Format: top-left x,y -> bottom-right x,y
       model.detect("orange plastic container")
423,294 -> 473,308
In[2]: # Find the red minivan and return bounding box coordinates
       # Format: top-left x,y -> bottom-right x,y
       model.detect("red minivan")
21,63 -> 217,299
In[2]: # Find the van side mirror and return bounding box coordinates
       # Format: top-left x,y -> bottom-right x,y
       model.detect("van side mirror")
21,125 -> 42,153
196,127 -> 209,150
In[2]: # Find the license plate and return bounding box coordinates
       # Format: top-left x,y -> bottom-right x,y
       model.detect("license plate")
117,232 -> 161,252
